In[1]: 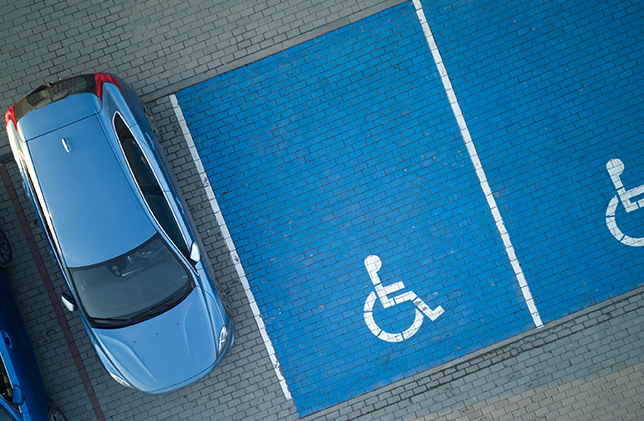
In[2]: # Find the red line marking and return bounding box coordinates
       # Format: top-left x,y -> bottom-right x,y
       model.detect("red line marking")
0,161 -> 106,421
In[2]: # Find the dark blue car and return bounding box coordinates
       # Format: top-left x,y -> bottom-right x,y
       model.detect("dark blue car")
4,74 -> 235,394
0,231 -> 65,421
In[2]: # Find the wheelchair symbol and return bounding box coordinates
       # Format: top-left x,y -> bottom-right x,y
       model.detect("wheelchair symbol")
606,158 -> 644,247
363,255 -> 444,343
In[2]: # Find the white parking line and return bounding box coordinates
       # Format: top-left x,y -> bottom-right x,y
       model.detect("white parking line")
411,0 -> 543,328
169,94 -> 293,399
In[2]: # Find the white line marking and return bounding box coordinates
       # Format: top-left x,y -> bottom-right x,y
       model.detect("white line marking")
169,94 -> 293,399
412,0 -> 543,328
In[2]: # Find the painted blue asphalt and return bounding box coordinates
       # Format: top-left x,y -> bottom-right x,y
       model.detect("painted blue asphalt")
176,0 -> 644,415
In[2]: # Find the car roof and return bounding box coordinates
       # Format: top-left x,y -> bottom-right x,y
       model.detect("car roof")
24,95 -> 156,267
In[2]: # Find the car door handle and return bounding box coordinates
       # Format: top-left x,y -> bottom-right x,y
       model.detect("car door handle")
3,332 -> 12,349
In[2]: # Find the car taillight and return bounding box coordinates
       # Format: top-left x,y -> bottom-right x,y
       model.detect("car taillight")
4,106 -> 16,129
94,73 -> 123,100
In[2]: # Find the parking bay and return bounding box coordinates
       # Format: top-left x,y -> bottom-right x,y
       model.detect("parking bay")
175,0 -> 644,415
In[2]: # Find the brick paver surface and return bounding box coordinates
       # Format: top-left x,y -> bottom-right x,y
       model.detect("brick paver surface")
1,0 -> 643,420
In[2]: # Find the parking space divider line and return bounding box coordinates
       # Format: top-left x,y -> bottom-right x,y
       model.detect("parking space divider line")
169,94 -> 293,400
411,0 -> 543,328
0,161 -> 106,421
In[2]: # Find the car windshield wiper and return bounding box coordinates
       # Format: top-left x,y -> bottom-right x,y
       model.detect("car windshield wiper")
90,289 -> 188,328
128,295 -> 177,323
91,296 -> 176,327
91,317 -> 133,326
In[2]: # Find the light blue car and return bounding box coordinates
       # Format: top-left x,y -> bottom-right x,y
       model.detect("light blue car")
4,74 -> 234,395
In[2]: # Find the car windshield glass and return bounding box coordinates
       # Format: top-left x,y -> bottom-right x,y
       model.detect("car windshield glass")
69,234 -> 193,328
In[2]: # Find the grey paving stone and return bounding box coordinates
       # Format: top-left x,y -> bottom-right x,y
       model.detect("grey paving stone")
2,1 -> 644,420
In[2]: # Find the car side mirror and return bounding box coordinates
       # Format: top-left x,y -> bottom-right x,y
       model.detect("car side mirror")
189,242 -> 200,263
12,385 -> 24,406
61,293 -> 76,312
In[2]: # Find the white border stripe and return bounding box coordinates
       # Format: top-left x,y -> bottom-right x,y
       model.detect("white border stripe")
169,94 -> 293,399
412,0 -> 543,328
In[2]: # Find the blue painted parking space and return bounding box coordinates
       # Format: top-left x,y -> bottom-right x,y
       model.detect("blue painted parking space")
175,0 -> 644,415
421,0 -> 644,322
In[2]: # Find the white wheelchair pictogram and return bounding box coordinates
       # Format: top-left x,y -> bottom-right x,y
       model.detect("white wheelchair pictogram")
606,158 -> 644,247
363,255 -> 444,343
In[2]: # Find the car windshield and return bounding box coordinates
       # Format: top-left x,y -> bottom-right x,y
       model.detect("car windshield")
69,234 -> 194,328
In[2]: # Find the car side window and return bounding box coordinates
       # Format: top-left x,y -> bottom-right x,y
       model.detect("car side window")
113,114 -> 189,256
0,403 -> 15,421
0,358 -> 16,411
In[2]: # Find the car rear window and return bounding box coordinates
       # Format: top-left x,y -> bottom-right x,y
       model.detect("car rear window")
12,75 -> 96,123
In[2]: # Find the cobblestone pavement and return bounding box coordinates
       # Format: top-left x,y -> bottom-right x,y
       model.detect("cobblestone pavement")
1,1 -> 643,420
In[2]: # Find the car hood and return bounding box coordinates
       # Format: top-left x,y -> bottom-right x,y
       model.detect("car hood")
93,287 -> 222,394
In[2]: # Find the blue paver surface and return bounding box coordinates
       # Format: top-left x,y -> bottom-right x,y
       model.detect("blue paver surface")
421,0 -> 644,322
176,0 -> 644,415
